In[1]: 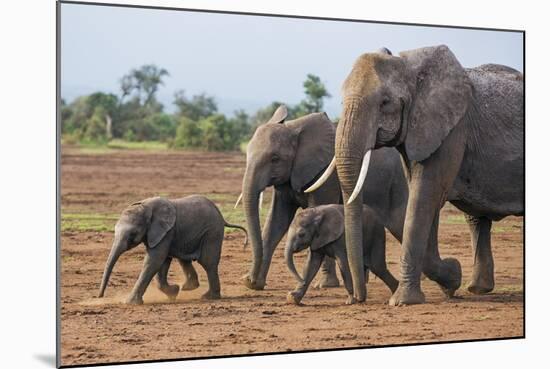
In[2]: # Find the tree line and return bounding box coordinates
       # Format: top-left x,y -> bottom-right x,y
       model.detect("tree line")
61,64 -> 332,151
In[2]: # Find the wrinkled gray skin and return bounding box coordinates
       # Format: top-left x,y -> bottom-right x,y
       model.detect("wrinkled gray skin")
240,105 -> 408,291
285,205 -> 398,305
334,46 -> 523,305
98,196 -> 247,304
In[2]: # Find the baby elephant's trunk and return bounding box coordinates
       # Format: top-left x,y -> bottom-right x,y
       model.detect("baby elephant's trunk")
285,241 -> 304,284
98,236 -> 125,298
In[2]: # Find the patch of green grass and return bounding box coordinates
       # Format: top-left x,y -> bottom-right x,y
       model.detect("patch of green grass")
494,284 -> 523,293
492,226 -> 519,234
66,139 -> 168,154
239,141 -> 248,154
106,139 -> 168,151
441,214 -> 466,225
223,167 -> 244,174
61,212 -> 119,232
472,315 -> 491,321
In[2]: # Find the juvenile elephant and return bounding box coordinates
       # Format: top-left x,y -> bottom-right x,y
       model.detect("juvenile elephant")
237,105 -> 408,291
98,196 -> 247,304
285,205 -> 398,305
312,46 -> 523,305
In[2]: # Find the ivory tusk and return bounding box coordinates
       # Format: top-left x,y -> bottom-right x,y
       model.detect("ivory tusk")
346,150 -> 371,205
304,157 -> 336,193
259,191 -> 264,209
234,192 -> 243,209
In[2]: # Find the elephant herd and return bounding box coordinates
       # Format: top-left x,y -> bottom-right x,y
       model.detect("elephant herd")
98,45 -> 523,307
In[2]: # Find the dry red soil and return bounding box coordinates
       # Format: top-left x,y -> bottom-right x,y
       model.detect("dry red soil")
60,147 -> 524,366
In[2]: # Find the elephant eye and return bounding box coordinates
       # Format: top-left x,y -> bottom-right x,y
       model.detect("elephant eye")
271,155 -> 280,163
298,231 -> 305,238
380,96 -> 391,108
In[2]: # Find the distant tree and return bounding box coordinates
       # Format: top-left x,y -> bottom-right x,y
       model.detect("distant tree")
173,116 -> 201,148
199,115 -> 225,151
298,74 -> 331,114
173,90 -> 218,121
119,64 -> 169,106
61,92 -> 119,140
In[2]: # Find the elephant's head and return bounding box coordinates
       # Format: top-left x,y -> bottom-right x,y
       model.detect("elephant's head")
285,206 -> 344,284
240,105 -> 335,289
98,197 -> 176,298
309,45 -> 472,301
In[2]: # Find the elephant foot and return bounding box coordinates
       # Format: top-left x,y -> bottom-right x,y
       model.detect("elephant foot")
467,277 -> 494,295
181,278 -> 200,291
242,274 -> 265,291
314,273 -> 340,289
201,290 -> 221,300
345,295 -> 357,305
125,295 -> 144,305
159,284 -> 180,300
286,291 -> 304,305
437,258 -> 462,298
389,284 -> 425,306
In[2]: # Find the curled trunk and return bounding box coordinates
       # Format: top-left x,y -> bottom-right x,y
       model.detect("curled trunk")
285,242 -> 304,284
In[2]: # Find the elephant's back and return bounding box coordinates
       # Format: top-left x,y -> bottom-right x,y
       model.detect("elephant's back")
466,66 -> 523,127
173,195 -> 225,240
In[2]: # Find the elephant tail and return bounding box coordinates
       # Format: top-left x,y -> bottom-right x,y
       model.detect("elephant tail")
224,222 -> 249,248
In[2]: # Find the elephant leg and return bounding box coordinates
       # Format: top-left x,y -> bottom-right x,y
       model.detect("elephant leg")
287,251 -> 324,305
422,213 -> 462,298
199,263 -> 221,300
178,259 -> 200,291
368,234 -> 399,294
155,257 -> 180,300
333,247 -> 356,304
389,125 -> 465,306
364,220 -> 397,293
244,191 -> 298,290
314,257 -> 340,288
127,244 -> 169,305
465,215 -> 494,294
198,232 -> 223,300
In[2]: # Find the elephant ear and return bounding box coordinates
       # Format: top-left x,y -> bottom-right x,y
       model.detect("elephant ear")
267,105 -> 288,124
286,112 -> 336,192
399,45 -> 472,162
143,197 -> 176,248
311,207 -> 344,251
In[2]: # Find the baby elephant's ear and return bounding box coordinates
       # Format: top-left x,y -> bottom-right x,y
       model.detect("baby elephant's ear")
143,198 -> 176,248
310,207 -> 344,251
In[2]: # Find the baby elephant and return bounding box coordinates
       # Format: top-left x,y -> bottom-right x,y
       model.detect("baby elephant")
285,205 -> 398,305
98,195 -> 247,304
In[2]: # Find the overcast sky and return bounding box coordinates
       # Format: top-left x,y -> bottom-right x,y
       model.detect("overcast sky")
61,3 -> 523,118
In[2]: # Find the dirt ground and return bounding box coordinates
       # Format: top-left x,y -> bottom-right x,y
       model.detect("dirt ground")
60,146 -> 524,366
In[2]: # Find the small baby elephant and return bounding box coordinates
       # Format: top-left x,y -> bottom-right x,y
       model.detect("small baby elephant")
285,204 -> 398,305
98,195 -> 247,304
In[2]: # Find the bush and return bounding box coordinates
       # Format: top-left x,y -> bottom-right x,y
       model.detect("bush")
173,116 -> 201,148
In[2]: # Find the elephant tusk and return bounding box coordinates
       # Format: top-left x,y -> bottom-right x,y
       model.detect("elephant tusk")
259,191 -> 264,209
304,157 -> 336,193
346,150 -> 371,205
234,193 -> 243,209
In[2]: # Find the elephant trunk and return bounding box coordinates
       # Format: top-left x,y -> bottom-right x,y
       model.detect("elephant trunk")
335,99 -> 376,302
242,168 -> 265,289
285,237 -> 304,284
98,235 -> 125,298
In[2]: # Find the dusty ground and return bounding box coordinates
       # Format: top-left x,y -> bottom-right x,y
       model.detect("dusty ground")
60,146 -> 524,366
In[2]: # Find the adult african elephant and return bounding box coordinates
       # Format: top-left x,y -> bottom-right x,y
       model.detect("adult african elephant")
238,105 -> 408,291
314,46 -> 523,305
